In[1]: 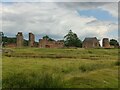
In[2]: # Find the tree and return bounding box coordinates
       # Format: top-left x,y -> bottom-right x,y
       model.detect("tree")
0,32 -> 4,37
24,39 -> 28,46
43,35 -> 49,40
64,30 -> 82,47
43,35 -> 55,41
110,39 -> 119,48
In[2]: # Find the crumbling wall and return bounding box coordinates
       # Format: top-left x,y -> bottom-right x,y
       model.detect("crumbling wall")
29,33 -> 35,47
102,38 -> 110,48
39,38 -> 64,48
16,32 -> 23,47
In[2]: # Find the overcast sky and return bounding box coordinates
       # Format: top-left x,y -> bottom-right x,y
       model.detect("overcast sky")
1,1 -> 118,43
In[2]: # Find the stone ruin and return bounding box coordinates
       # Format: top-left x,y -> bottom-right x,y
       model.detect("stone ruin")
82,37 -> 100,48
16,32 -> 64,48
14,32 -> 115,48
16,32 -> 23,47
39,38 -> 64,48
102,38 -> 110,48
29,33 -> 35,47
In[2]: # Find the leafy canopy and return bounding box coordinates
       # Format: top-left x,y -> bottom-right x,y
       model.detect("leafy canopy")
110,39 -> 119,47
43,35 -> 55,41
64,30 -> 82,47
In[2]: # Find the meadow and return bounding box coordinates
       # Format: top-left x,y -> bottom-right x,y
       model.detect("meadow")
2,48 -> 119,88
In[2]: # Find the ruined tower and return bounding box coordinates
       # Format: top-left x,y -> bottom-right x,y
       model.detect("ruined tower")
29,33 -> 35,47
102,38 -> 110,48
16,32 -> 23,47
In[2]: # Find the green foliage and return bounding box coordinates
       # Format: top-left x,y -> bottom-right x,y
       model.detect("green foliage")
64,30 -> 82,47
2,32 -> 16,46
3,73 -> 28,88
2,32 -> 39,47
2,37 -> 16,46
110,39 -> 119,47
2,36 -> 28,47
78,63 -> 113,72
115,61 -> 120,66
43,35 -> 55,41
3,72 -> 64,88
0,32 -> 4,37
24,40 -> 28,46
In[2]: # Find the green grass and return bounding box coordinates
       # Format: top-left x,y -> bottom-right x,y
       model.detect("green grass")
2,48 -> 119,88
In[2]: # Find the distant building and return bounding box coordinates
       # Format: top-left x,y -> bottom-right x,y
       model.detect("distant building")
39,38 -> 64,48
82,37 -> 100,48
16,32 -> 23,47
102,38 -> 110,48
5,43 -> 16,48
29,33 -> 35,47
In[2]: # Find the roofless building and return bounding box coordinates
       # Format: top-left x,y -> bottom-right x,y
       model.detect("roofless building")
82,37 -> 100,48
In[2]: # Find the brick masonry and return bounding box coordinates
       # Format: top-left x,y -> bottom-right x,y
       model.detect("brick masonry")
82,37 -> 100,48
16,32 -> 23,47
29,33 -> 35,47
39,38 -> 64,48
102,38 -> 110,48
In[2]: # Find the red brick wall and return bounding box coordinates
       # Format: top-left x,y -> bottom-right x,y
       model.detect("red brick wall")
39,39 -> 64,48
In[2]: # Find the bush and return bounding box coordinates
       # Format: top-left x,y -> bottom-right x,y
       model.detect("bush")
88,51 -> 93,54
115,61 -> 120,66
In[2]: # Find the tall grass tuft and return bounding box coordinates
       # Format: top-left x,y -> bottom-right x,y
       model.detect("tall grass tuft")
78,63 -> 112,73
115,61 -> 120,66
78,64 -> 96,72
3,72 -> 64,88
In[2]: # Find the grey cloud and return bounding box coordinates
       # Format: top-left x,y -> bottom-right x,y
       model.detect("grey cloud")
56,2 -> 110,10
2,2 -> 118,41
1,0 -> 119,2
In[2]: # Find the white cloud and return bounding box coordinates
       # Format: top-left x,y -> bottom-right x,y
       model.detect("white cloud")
99,2 -> 118,17
86,20 -> 118,39
57,2 -> 118,18
1,2 -> 118,41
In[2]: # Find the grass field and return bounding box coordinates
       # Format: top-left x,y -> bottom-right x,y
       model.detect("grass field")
2,48 -> 119,88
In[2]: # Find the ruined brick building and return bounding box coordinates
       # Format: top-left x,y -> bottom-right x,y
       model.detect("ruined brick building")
4,32 -> 114,48
39,38 -> 64,48
29,33 -> 35,47
5,43 -> 16,48
82,37 -> 100,48
16,32 -> 23,47
102,38 -> 110,48
16,32 -> 36,47
16,32 -> 64,48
